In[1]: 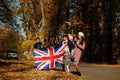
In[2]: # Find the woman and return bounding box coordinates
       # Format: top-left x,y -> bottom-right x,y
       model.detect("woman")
72,32 -> 86,76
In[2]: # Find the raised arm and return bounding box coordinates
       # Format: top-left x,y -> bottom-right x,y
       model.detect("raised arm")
76,40 -> 86,50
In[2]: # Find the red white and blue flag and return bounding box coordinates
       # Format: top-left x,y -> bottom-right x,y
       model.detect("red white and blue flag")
34,44 -> 68,70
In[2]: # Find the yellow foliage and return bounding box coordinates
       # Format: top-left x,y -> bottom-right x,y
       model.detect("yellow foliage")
19,0 -> 25,3
21,40 -> 34,51
38,33 -> 48,41
65,21 -> 71,25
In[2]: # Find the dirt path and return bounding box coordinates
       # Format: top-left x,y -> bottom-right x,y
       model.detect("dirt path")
70,63 -> 120,80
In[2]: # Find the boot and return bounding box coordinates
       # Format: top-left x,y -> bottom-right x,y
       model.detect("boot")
62,64 -> 65,71
77,72 -> 81,76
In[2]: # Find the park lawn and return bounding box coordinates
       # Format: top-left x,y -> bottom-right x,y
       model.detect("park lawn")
0,59 -> 85,80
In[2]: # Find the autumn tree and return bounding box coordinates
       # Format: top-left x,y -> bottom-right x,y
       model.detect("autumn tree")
0,27 -> 23,58
0,0 -> 13,30
0,0 -> 120,62
18,0 -> 60,41
0,0 -> 24,33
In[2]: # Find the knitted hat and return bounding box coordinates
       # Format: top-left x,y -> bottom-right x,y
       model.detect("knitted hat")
78,32 -> 84,37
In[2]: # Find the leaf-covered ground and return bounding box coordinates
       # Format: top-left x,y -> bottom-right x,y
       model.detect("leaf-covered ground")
0,59 -> 85,80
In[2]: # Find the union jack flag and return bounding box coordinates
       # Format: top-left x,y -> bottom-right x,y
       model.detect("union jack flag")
34,43 -> 68,70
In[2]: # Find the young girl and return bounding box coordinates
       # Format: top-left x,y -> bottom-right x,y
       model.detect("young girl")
63,51 -> 75,72
62,35 -> 70,71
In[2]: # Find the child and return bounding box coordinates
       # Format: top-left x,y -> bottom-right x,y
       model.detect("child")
63,51 -> 75,72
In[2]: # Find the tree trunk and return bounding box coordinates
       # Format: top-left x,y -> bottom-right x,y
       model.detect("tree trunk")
39,0 -> 58,42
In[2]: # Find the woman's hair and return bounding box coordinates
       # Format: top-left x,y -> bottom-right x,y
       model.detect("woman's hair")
80,36 -> 86,45
36,37 -> 40,40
